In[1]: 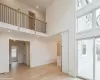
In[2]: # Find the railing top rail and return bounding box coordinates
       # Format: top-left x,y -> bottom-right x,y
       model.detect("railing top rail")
0,2 -> 47,24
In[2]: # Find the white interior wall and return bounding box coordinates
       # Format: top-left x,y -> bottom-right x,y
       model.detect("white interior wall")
0,0 -> 45,21
46,0 -> 76,76
0,33 -> 57,73
0,34 -> 9,73
46,0 -> 75,35
30,39 -> 57,67
62,31 -> 69,74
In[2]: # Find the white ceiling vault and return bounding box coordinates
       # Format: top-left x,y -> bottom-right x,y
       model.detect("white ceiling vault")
17,0 -> 54,12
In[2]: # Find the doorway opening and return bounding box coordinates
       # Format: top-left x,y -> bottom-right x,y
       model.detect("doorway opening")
77,37 -> 100,80
29,11 -> 35,30
57,41 -> 62,67
55,31 -> 69,74
9,39 -> 30,71
11,46 -> 17,62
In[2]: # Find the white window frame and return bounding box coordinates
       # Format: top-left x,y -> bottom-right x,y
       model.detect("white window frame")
76,0 -> 100,80
76,0 -> 99,11
95,7 -> 100,30
76,11 -> 93,34
76,37 -> 95,80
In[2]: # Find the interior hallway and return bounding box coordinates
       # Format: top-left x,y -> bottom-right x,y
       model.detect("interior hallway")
0,63 -> 82,80
9,62 -> 29,72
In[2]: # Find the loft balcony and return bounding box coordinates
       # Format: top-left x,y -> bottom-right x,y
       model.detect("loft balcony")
0,3 -> 47,35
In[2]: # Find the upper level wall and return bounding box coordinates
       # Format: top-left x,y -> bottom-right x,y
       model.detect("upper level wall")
46,0 -> 75,36
0,0 -> 45,22
46,0 -> 76,76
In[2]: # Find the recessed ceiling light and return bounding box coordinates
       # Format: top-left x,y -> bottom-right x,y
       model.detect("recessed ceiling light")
36,6 -> 39,8
8,30 -> 11,32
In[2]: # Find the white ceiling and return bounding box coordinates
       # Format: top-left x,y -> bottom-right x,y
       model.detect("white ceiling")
17,0 -> 53,12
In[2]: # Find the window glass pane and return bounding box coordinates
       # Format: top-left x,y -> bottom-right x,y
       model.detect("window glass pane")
77,13 -> 92,32
78,39 -> 93,80
95,38 -> 100,80
96,9 -> 100,27
11,48 -> 17,57
77,0 -> 93,10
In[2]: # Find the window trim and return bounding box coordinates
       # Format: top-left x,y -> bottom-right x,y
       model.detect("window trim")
76,11 -> 93,33
76,0 -> 98,11
95,8 -> 100,29
76,0 -> 100,79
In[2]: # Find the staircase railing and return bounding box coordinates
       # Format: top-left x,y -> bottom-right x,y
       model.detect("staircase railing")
0,3 -> 46,33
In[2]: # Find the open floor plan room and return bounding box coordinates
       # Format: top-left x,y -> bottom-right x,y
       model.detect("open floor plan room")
1,0 -> 100,80
0,63 -> 82,80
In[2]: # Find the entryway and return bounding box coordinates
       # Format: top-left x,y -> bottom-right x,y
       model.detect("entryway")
77,37 -> 100,80
56,31 -> 69,74
9,39 -> 30,71
29,11 -> 35,30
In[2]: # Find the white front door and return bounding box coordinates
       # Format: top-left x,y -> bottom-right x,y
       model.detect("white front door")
62,31 -> 69,74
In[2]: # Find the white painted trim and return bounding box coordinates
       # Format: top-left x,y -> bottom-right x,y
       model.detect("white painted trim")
76,38 -> 94,80
76,0 -> 100,17
0,22 -> 48,37
93,38 -> 95,80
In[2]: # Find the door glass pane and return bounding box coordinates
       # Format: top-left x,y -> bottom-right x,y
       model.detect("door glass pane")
78,39 -> 93,80
96,9 -> 100,27
11,47 -> 17,58
77,13 -> 92,32
77,0 -> 93,10
95,38 -> 100,80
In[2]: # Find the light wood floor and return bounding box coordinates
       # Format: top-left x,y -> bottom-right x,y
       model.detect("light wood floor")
0,62 -> 82,80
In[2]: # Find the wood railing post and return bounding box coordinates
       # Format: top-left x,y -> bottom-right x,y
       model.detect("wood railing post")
35,19 -> 36,34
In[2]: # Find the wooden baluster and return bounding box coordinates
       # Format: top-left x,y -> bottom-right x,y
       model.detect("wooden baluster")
2,6 -> 4,22
9,7 -> 11,24
27,15 -> 28,28
22,14 -> 25,27
12,9 -> 14,25
8,7 -> 10,24
20,14 -> 22,27
3,5 -> 5,23
6,7 -> 8,23
35,19 -> 36,33
0,4 -> 1,21
24,15 -> 26,28
24,14 -> 25,28
5,5 -> 7,23
15,11 -> 17,26
13,10 -> 14,25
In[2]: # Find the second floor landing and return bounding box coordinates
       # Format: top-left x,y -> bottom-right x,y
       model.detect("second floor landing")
0,3 -> 48,37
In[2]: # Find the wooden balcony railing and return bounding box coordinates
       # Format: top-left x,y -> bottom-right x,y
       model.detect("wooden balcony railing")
0,3 -> 46,33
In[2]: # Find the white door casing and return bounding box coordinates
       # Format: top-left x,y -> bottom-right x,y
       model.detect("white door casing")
62,31 -> 69,74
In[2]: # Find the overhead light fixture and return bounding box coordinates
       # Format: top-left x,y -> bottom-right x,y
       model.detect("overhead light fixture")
8,30 -> 11,32
61,33 -> 63,35
36,6 -> 39,8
